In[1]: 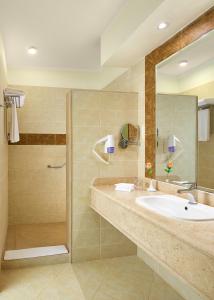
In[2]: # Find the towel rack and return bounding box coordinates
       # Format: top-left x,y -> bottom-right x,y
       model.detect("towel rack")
47,163 -> 66,169
0,96 -> 21,108
0,89 -> 25,109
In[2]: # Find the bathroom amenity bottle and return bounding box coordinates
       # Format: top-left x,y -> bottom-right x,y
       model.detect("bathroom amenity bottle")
147,179 -> 157,192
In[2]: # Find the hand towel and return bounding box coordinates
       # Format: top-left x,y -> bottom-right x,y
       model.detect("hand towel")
198,109 -> 210,142
10,101 -> 20,143
115,183 -> 135,192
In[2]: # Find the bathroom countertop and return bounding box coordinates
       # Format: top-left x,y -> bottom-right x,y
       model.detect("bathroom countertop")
91,181 -> 214,259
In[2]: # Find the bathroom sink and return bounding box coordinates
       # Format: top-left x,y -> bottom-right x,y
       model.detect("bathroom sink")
135,195 -> 214,221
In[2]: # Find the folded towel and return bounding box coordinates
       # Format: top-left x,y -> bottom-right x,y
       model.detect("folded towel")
9,102 -> 20,143
115,183 -> 135,192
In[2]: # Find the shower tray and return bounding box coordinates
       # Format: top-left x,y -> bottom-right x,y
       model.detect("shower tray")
4,245 -> 68,260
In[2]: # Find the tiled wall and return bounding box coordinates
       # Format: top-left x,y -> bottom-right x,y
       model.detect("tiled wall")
156,94 -> 197,182
10,86 -> 68,133
104,59 -> 146,177
0,40 -> 8,263
71,90 -> 138,261
9,145 -> 66,224
185,80 -> 214,188
8,86 -> 68,225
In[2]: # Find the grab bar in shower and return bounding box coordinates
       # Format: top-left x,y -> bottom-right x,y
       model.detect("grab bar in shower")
47,163 -> 66,169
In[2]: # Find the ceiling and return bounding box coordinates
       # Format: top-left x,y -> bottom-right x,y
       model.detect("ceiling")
101,0 -> 214,67
157,29 -> 214,77
0,0 -> 126,69
0,0 -> 213,89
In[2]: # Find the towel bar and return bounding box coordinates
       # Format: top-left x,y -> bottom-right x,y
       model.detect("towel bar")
47,163 -> 66,169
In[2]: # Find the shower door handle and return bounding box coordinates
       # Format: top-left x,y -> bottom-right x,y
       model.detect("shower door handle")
47,163 -> 66,169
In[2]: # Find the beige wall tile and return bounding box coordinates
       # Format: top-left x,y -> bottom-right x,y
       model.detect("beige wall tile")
100,242 -> 137,259
72,126 -> 103,145
72,211 -> 100,232
104,67 -> 145,178
73,161 -> 100,180
72,246 -> 100,263
72,90 -> 101,110
72,229 -> 100,249
5,225 -> 16,250
101,226 -> 132,246
73,109 -> 101,127
10,85 -> 68,134
7,85 -> 68,228
5,223 -> 66,250
71,90 -> 138,261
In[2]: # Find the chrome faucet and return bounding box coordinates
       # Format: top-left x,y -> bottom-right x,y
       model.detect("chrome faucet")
177,182 -> 197,204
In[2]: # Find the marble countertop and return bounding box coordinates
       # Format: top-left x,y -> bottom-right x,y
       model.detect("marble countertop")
91,180 -> 214,259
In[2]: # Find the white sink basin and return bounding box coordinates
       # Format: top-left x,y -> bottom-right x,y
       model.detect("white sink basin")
135,195 -> 214,221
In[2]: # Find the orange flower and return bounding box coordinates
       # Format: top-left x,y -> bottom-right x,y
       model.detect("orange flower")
167,161 -> 173,169
145,162 -> 152,169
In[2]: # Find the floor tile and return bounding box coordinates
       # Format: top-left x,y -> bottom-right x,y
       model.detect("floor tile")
149,274 -> 184,300
0,256 -> 185,300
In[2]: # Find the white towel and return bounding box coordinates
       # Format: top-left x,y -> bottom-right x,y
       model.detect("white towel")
115,183 -> 135,192
198,109 -> 210,142
10,102 -> 20,143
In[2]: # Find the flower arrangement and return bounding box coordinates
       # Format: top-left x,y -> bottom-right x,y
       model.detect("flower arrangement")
145,162 -> 153,177
164,161 -> 173,177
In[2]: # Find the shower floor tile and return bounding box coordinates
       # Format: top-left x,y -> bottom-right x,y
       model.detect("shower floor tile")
5,222 -> 66,250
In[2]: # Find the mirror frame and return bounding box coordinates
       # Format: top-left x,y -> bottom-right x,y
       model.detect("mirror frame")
145,6 -> 214,178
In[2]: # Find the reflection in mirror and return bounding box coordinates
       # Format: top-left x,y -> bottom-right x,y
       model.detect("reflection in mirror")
118,123 -> 139,149
156,94 -> 197,182
156,29 -> 214,191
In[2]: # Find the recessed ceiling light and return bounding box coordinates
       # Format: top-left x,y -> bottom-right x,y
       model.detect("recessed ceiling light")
158,22 -> 168,30
27,47 -> 38,55
179,60 -> 188,67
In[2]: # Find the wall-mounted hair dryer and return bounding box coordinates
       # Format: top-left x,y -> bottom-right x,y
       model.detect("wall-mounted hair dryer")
168,135 -> 179,153
166,134 -> 183,162
92,135 -> 115,165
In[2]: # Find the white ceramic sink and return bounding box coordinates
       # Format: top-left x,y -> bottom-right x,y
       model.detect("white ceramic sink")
135,195 -> 214,221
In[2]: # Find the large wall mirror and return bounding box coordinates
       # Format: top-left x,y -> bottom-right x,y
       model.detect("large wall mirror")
156,29 -> 214,189
145,7 -> 214,192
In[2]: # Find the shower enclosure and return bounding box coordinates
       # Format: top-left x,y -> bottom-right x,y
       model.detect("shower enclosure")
5,86 -> 68,259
